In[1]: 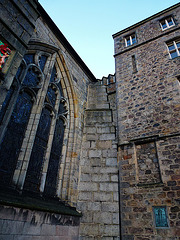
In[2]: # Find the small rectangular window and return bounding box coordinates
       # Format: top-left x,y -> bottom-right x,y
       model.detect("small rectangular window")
167,39 -> 180,59
160,16 -> 175,30
132,55 -> 137,73
125,33 -> 137,47
153,206 -> 169,228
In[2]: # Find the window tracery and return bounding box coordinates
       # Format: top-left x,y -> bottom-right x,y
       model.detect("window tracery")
0,53 -> 44,186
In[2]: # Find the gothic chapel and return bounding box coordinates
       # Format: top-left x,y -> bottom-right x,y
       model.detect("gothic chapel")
0,1 -> 179,239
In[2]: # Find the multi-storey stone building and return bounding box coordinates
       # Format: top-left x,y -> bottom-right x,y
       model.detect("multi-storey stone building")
0,1 -> 179,239
113,4 -> 180,239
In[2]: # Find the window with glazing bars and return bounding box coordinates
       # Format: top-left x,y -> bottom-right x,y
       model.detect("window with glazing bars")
125,33 -> 137,47
167,39 -> 180,59
160,16 -> 175,30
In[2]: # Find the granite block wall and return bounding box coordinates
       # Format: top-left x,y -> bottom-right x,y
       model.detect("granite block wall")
78,81 -> 119,239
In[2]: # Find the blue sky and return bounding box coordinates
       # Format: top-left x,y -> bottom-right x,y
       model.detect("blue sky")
39,0 -> 179,79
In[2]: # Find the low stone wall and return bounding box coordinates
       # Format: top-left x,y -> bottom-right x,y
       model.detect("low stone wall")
0,205 -> 80,240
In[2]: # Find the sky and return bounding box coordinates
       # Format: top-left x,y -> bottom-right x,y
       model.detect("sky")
38,0 -> 180,79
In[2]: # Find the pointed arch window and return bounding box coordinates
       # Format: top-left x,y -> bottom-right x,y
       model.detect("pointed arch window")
44,67 -> 67,196
24,65 -> 67,196
0,53 -> 45,186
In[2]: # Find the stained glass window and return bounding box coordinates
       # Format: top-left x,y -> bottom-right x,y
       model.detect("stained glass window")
24,107 -> 52,192
23,67 -> 40,87
0,86 -> 14,124
50,66 -> 57,83
24,54 -> 34,65
44,118 -> 65,196
0,92 -> 33,185
0,40 -> 11,70
0,53 -> 42,187
43,65 -> 66,196
153,206 -> 169,228
39,55 -> 47,71
47,86 -> 57,107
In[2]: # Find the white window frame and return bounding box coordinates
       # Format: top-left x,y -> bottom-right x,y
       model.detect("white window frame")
125,34 -> 136,47
160,17 -> 175,31
167,40 -> 180,59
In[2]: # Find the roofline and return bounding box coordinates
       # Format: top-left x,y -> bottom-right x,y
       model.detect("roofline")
37,3 -> 97,82
112,2 -> 180,38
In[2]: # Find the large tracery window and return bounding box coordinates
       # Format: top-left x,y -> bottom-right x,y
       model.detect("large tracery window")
23,65 -> 67,196
0,54 -> 43,185
0,50 -> 68,198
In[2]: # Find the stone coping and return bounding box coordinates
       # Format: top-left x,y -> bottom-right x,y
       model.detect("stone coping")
0,188 -> 82,217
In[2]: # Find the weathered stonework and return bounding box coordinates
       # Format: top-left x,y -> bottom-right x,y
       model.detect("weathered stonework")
0,1 -> 179,239
0,205 -> 80,240
78,81 -> 119,239
113,3 -> 180,240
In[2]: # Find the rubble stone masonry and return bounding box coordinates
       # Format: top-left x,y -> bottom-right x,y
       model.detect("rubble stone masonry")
113,3 -> 180,240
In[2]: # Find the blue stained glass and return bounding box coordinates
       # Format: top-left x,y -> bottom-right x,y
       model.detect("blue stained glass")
57,82 -> 64,97
24,54 -> 34,65
23,67 -> 40,87
50,66 -> 57,83
24,107 -> 52,192
12,93 -> 32,124
0,87 -> 14,124
44,118 -> 65,196
16,62 -> 24,81
47,86 -> 57,107
0,92 -> 33,185
153,207 -> 169,228
39,55 -> 47,71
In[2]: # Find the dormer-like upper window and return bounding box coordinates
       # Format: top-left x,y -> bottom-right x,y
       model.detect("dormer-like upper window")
160,16 -> 175,30
125,33 -> 137,47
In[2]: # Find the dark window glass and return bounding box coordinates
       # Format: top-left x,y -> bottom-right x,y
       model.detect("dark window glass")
24,54 -> 34,65
24,107 -> 52,192
16,62 -> 25,81
161,19 -> 167,29
126,37 -> 131,46
44,118 -> 65,196
23,67 -> 40,87
0,92 -> 33,185
132,35 -> 136,44
168,19 -> 174,26
50,66 -> 57,83
58,101 -> 66,114
0,87 -> 14,124
47,86 -> 57,107
39,55 -> 47,71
